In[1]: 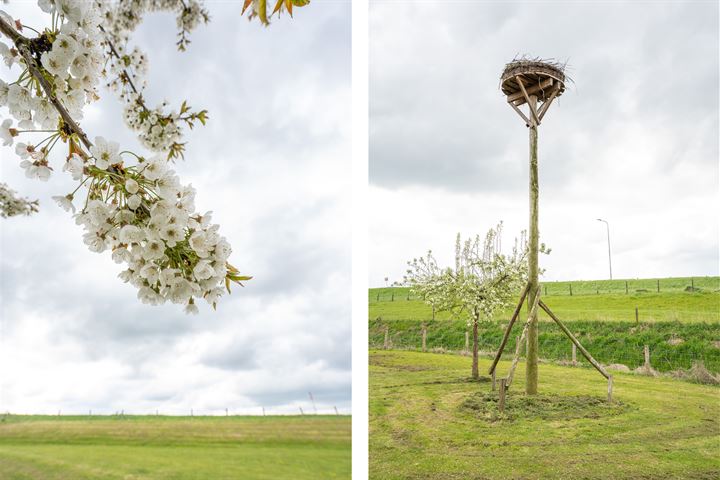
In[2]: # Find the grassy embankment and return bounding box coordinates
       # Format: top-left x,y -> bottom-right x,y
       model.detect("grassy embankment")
0,415 -> 351,479
369,277 -> 720,373
369,350 -> 720,479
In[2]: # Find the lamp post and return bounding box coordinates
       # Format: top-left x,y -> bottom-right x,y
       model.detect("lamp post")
596,218 -> 612,280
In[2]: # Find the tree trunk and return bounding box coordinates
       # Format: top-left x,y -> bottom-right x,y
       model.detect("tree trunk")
471,314 -> 479,379
526,94 -> 540,395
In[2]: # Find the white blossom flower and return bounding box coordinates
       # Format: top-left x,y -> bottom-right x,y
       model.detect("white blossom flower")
52,194 -> 75,213
62,153 -> 85,181
0,118 -> 15,146
119,224 -> 144,244
90,136 -> 121,169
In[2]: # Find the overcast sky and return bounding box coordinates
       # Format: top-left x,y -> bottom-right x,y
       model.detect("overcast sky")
370,0 -> 719,287
0,1 -> 350,415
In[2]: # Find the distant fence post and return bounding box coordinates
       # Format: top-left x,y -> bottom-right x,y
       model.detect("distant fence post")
391,291 -> 394,301
644,345 -> 651,369
691,278 -> 695,290
498,379 -> 507,412
657,279 -> 660,293
421,324 -> 427,352
625,280 -> 628,294
635,307 -> 639,324
376,292 -> 379,301
384,325 -> 390,349
491,371 -> 496,391
569,284 -> 573,296
607,375 -> 614,402
572,344 -> 577,366
544,285 -> 547,296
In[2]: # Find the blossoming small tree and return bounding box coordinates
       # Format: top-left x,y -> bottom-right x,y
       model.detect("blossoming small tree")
404,223 -> 529,379
0,0 -> 308,313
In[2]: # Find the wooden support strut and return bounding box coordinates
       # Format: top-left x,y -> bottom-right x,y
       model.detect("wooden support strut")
505,288 -> 541,389
507,77 -> 554,104
516,76 -> 539,125
537,83 -> 561,122
488,282 -> 531,375
538,300 -> 610,380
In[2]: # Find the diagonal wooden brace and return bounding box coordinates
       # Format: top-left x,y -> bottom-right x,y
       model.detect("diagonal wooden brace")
539,300 -> 610,380
488,283 -> 530,375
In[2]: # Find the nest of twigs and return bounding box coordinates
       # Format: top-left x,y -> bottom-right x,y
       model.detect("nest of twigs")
500,56 -> 569,102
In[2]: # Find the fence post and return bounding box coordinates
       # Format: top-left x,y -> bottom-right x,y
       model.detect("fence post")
572,344 -> 577,366
421,324 -> 427,352
491,370 -> 496,391
625,280 -> 628,294
657,279 -> 660,293
465,331 -> 469,353
569,284 -> 573,296
607,375 -> 614,402
384,325 -> 389,349
376,292 -> 379,301
391,292 -> 394,301
691,278 -> 694,290
544,285 -> 547,296
643,345 -> 650,369
635,307 -> 639,324
498,378 -> 507,413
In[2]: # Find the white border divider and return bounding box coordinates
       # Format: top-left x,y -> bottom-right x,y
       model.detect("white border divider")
351,0 -> 369,477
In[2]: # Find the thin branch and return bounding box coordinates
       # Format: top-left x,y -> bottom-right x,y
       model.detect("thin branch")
0,16 -> 93,150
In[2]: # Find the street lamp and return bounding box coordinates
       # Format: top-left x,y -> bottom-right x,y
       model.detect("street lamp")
596,218 -> 612,280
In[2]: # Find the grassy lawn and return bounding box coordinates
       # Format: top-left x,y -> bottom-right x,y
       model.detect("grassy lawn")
0,415 -> 351,479
369,350 -> 720,480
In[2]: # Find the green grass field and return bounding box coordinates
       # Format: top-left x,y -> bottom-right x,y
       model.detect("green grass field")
0,415 -> 351,479
370,284 -> 720,324
370,350 -> 720,479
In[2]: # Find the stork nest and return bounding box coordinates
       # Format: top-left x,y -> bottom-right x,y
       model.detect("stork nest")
500,56 -> 570,101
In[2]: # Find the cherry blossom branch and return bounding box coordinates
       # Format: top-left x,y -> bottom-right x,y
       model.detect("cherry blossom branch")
0,15 -> 92,150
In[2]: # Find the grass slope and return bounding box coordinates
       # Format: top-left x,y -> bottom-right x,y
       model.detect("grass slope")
0,415 -> 351,479
370,350 -> 720,480
369,318 -> 720,373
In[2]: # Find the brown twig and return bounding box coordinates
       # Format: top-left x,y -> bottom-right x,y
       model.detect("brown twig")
0,15 -> 93,150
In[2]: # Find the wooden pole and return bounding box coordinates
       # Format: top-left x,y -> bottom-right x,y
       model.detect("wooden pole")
607,376 -> 614,402
491,371 -> 496,391
526,94 -> 540,395
635,307 -> 639,324
498,378 -> 507,413
488,283 -> 530,375
539,301 -> 610,379
465,330 -> 469,353
625,280 -> 628,294
383,325 -> 389,349
644,345 -> 650,369
657,279 -> 660,293
421,324 -> 427,352
507,293 -> 541,389
572,344 -> 577,366
569,284 -> 573,296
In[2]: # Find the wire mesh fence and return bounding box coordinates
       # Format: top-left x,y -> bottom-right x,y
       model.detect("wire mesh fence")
370,276 -> 720,302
